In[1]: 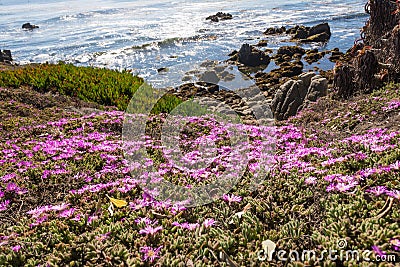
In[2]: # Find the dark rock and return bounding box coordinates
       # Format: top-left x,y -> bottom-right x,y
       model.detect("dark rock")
304,49 -> 326,64
22,23 -> 39,30
206,12 -> 233,22
228,50 -> 238,57
308,23 -> 331,37
279,61 -> 303,77
237,44 -> 270,67
0,50 -> 13,63
200,71 -> 220,84
157,67 -> 168,73
264,26 -> 286,35
293,26 -> 309,39
329,48 -> 344,62
301,32 -> 331,43
289,23 -> 331,43
277,46 -> 306,57
256,40 -> 268,47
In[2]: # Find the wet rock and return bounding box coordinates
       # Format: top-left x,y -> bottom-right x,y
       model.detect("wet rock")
256,40 -> 269,47
22,23 -> 39,30
264,26 -> 286,35
237,44 -> 270,67
157,67 -> 168,73
309,23 -> 331,37
304,49 -> 326,64
279,60 -> 303,77
200,71 -> 220,84
206,12 -> 233,22
277,46 -> 306,57
289,23 -> 331,43
293,26 -> 309,39
301,32 -> 331,43
329,48 -> 344,62
0,50 -> 12,63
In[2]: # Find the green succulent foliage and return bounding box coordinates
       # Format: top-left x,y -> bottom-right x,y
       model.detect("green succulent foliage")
0,63 -> 144,111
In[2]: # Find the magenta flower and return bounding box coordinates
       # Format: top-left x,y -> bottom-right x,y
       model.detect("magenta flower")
95,232 -> 111,242
172,222 -> 200,231
371,245 -> 385,257
366,186 -> 388,196
58,208 -> 76,218
135,217 -> 155,226
305,177 -> 317,185
29,215 -> 48,228
140,246 -> 162,263
390,239 -> 400,251
87,215 -> 98,225
139,226 -> 162,235
0,200 -> 10,212
11,245 -> 21,252
386,190 -> 400,200
203,218 -> 216,228
222,194 -> 242,204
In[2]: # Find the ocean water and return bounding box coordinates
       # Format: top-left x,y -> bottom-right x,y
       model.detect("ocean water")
0,0 -> 368,79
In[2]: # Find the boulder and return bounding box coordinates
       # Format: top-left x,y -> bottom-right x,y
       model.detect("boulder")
271,72 -> 328,120
237,44 -> 270,67
305,75 -> 328,102
206,12 -> 233,22
277,46 -> 306,57
289,22 -> 331,43
304,49 -> 326,64
256,40 -> 268,47
302,32 -> 331,43
200,71 -> 220,84
308,23 -> 331,37
22,23 -> 39,30
329,48 -> 344,62
0,50 -> 12,63
279,60 -> 304,77
264,26 -> 286,35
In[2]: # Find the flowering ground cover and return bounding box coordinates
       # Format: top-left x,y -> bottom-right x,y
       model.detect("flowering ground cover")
0,65 -> 399,266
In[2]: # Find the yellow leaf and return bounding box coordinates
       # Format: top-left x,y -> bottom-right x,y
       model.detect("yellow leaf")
106,195 -> 127,208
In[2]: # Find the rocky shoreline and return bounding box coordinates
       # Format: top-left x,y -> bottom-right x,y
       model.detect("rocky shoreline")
158,20 -> 351,123
0,8 -> 393,125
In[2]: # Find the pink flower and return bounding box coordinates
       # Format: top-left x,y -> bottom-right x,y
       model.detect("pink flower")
390,239 -> 400,251
386,190 -> 400,200
371,245 -> 385,257
95,232 -> 111,242
30,215 -> 48,228
140,246 -> 162,263
87,215 -> 98,225
172,222 -> 200,231
366,186 -> 388,196
139,226 -> 162,235
305,177 -> 317,185
11,245 -> 21,252
58,208 -> 76,218
203,218 -> 216,228
222,194 -> 242,204
0,200 -> 10,212
71,213 -> 82,222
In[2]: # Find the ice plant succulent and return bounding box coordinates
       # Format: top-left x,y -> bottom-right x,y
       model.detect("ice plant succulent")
140,246 -> 162,263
